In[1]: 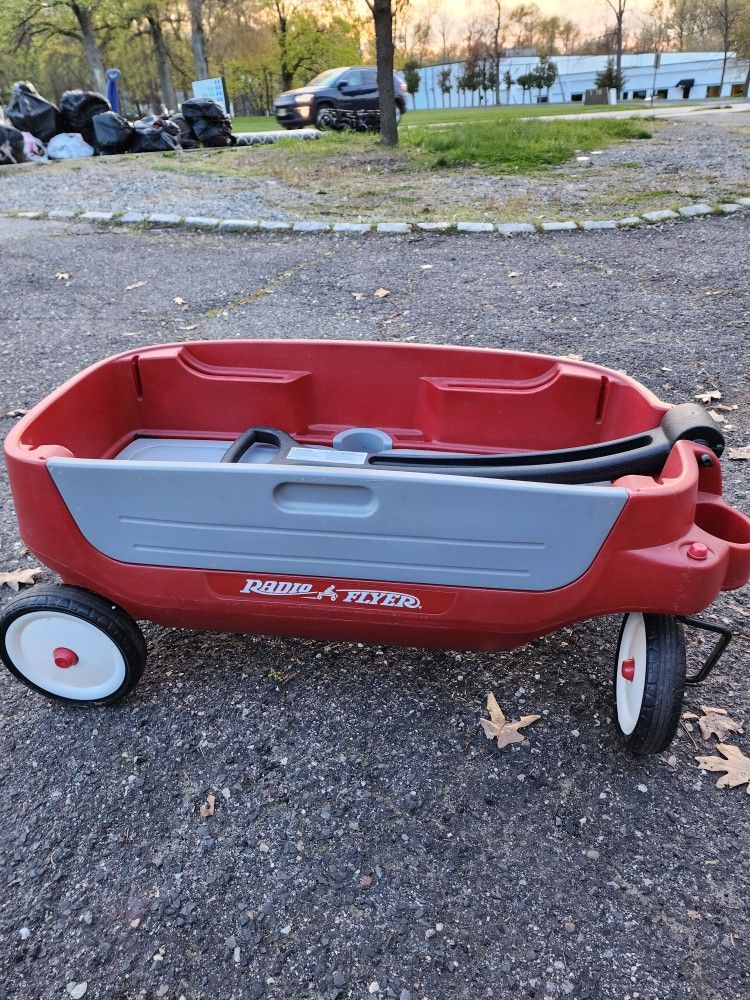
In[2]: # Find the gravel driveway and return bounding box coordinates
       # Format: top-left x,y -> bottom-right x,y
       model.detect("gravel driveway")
1,215 -> 749,1000
1,116 -> 748,223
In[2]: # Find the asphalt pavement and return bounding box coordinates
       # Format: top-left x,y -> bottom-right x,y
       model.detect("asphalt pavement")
1,216 -> 748,1000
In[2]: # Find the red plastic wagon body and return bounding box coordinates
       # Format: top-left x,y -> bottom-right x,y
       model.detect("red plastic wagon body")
2,340 -> 749,752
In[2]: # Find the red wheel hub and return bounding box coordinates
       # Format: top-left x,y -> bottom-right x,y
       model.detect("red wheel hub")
53,646 -> 79,669
620,657 -> 636,682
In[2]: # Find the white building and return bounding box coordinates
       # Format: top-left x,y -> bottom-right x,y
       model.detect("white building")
411,51 -> 749,109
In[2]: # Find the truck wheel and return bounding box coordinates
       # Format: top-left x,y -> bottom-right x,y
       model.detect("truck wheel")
0,585 -> 146,705
315,103 -> 335,128
613,612 -> 686,754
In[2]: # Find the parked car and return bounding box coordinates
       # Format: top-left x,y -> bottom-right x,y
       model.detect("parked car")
274,66 -> 408,129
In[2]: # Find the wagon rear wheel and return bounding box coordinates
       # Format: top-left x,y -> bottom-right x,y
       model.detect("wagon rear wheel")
0,585 -> 146,705
613,612 -> 686,755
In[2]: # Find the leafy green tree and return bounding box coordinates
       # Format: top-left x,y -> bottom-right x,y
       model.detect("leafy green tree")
502,68 -> 514,103
0,0 -> 111,91
437,66 -> 452,107
402,55 -> 420,108
595,57 -> 626,93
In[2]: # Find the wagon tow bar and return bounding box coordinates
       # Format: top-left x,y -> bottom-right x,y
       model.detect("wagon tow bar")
677,616 -> 734,685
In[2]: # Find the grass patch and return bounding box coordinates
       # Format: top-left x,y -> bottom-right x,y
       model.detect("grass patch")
232,98 -> 710,133
403,117 -> 653,173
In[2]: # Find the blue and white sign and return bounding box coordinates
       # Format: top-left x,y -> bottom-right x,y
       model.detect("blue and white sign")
192,77 -> 229,114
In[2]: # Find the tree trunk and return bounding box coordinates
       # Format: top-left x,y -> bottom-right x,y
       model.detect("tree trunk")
71,2 -> 106,92
615,12 -> 624,99
370,1 -> 398,147
188,0 -> 209,80
147,15 -> 177,111
719,2 -> 729,93
745,63 -> 750,98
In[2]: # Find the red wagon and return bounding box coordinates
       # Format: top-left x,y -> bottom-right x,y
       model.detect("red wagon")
2,340 -> 749,754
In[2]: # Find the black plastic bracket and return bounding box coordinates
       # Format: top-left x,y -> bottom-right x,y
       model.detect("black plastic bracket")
678,615 -> 734,685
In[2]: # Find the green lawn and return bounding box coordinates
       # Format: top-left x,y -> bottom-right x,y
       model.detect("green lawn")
232,99 -> 709,133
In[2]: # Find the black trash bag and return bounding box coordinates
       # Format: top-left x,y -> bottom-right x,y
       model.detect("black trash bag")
0,123 -> 25,165
181,97 -> 234,147
191,118 -> 235,147
60,90 -> 111,145
130,115 -> 181,154
7,81 -> 64,144
180,97 -> 229,123
92,111 -> 134,155
164,112 -> 199,150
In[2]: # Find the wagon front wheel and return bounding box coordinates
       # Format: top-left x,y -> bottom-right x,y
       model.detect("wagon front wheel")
613,612 -> 686,755
0,585 -> 146,705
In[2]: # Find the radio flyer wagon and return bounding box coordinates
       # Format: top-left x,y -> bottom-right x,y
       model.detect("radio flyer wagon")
2,340 -> 749,754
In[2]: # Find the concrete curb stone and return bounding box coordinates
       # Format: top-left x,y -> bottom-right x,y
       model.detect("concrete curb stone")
456,222 -> 494,233
118,212 -> 147,224
80,211 -> 113,222
678,204 -> 714,218
293,220 -> 330,233
497,222 -> 536,235
542,221 -> 578,232
642,209 -> 680,222
148,213 -> 182,226
218,219 -> 259,232
581,220 -> 618,231
377,223 -> 412,234
332,223 -> 371,234
183,217 -> 221,229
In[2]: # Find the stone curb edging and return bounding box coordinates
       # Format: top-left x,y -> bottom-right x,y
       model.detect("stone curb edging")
5,198 -> 749,237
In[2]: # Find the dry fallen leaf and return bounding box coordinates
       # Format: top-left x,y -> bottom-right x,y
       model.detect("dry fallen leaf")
125,280 -> 146,291
696,389 -> 722,404
698,705 -> 744,741
179,324 -> 197,332
173,296 -> 187,306
479,691 -> 540,749
199,793 -> 216,818
713,403 -> 738,412
506,270 -> 520,277
687,909 -> 702,921
562,354 -> 584,362
55,272 -> 70,281
420,264 -> 433,270
728,446 -> 750,461
373,288 -> 391,298
696,744 -> 750,793
6,408 -> 27,417
351,292 -> 365,300
708,409 -> 726,424
0,567 -> 42,591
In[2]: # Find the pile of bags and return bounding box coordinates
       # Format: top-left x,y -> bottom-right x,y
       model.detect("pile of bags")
1,80 -> 238,166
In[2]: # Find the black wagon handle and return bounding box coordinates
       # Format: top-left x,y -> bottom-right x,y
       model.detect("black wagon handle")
220,404 -> 724,485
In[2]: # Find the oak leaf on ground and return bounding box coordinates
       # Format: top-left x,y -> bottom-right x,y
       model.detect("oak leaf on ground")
698,705 -> 744,741
728,446 -> 750,461
199,793 -> 216,818
0,567 -> 42,591
696,389 -> 722,403
695,744 -> 750,793
480,691 -> 540,749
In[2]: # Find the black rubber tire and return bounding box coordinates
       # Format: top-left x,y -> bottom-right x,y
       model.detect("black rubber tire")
613,613 -> 686,755
0,584 -> 146,706
314,103 -> 335,128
